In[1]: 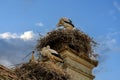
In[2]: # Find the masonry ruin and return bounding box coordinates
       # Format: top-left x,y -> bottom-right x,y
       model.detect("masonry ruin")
0,23 -> 98,80
36,29 -> 98,80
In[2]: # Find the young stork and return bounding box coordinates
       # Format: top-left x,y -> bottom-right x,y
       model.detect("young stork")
29,51 -> 35,63
41,45 -> 64,63
57,17 -> 75,30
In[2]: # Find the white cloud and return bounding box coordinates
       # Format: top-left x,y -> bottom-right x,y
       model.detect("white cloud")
20,31 -> 35,41
0,32 -> 37,67
0,32 -> 18,39
35,22 -> 44,27
94,31 -> 120,64
94,31 -> 120,75
109,1 -> 120,20
113,1 -> 120,11
0,31 -> 37,41
0,30 -> 40,68
97,32 -> 119,53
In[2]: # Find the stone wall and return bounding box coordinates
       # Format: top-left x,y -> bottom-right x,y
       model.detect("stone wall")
59,49 -> 98,80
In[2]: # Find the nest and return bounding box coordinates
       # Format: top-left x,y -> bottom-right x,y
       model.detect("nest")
0,65 -> 17,80
36,29 -> 96,56
15,62 -> 70,80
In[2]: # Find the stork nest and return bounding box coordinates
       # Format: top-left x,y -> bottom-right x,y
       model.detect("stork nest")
36,29 -> 96,56
0,65 -> 17,80
15,62 -> 70,80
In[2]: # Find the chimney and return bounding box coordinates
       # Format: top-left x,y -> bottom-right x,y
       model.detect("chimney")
59,46 -> 98,80
36,29 -> 98,80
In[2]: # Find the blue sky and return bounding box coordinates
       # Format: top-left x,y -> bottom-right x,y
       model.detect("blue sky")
0,0 -> 120,80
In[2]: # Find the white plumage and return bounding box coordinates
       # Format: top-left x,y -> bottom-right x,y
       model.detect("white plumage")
57,17 -> 75,30
41,45 -> 63,63
29,51 -> 35,62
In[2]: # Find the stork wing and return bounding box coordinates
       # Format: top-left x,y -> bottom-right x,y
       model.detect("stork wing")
51,53 -> 63,59
64,21 -> 75,27
49,49 -> 58,54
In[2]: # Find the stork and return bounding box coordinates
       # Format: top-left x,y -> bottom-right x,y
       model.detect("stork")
29,51 -> 35,63
41,45 -> 64,63
56,17 -> 75,30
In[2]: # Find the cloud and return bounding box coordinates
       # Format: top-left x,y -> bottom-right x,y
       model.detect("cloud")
113,1 -> 120,11
96,31 -> 120,54
94,31 -> 120,74
0,31 -> 39,67
108,1 -> 120,20
20,31 -> 35,41
35,22 -> 44,27
0,31 -> 37,41
0,32 -> 18,39
99,38 -> 116,53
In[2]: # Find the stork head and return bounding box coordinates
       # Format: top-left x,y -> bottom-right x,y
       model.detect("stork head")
41,45 -> 50,51
46,45 -> 50,49
32,51 -> 34,54
56,17 -> 71,27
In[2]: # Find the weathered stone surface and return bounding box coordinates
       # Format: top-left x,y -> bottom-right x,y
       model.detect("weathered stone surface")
59,49 -> 98,80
